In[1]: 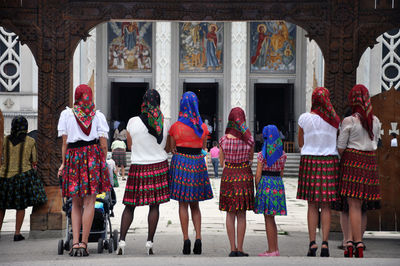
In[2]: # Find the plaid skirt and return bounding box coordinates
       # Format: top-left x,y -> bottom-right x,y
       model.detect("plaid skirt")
296,155 -> 339,202
339,148 -> 380,201
0,169 -> 47,210
219,162 -> 254,212
62,144 -> 111,197
123,160 -> 170,206
169,152 -> 213,202
112,148 -> 127,167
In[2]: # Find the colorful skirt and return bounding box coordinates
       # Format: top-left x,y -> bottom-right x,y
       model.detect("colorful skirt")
62,144 -> 111,197
123,160 -> 170,206
0,169 -> 47,210
169,152 -> 213,202
219,162 -> 254,212
296,155 -> 339,202
339,148 -> 380,201
112,148 -> 127,167
254,174 -> 287,216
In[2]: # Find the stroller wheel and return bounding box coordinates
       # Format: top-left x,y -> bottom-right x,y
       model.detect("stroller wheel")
64,239 -> 70,251
58,240 -> 64,255
98,238 -> 104,254
104,240 -> 109,250
113,230 -> 118,251
108,240 -> 114,253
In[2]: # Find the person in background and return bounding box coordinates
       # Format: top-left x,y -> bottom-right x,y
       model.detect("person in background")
0,116 -> 47,241
219,107 -> 254,257
114,121 -> 127,144
57,84 -> 110,256
106,153 -> 118,187
209,141 -> 220,178
254,125 -> 287,257
297,87 -> 340,258
168,91 -> 213,255
111,138 -> 127,180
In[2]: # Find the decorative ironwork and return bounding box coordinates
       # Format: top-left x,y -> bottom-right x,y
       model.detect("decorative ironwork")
0,26 -> 20,92
381,29 -> 400,91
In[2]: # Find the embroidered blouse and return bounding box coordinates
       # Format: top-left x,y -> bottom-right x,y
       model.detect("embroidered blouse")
257,151 -> 287,172
219,135 -> 254,163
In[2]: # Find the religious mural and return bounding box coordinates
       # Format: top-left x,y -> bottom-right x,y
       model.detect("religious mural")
107,21 -> 152,72
179,22 -> 224,72
250,21 -> 296,73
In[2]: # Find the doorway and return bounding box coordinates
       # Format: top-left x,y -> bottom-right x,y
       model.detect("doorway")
110,82 -> 149,125
183,82 -> 218,148
254,83 -> 294,151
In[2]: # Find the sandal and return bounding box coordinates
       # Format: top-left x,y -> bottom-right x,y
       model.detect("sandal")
69,243 -> 81,257
354,242 -> 365,258
320,241 -> 329,257
80,242 -> 89,257
307,241 -> 317,257
344,241 -> 354,258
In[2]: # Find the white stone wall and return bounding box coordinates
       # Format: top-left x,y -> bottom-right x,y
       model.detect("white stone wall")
305,39 -> 324,112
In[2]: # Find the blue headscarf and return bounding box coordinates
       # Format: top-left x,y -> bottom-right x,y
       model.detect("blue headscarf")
262,125 -> 283,167
177,91 -> 204,138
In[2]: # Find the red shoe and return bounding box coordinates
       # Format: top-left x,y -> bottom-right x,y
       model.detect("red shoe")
344,241 -> 354,258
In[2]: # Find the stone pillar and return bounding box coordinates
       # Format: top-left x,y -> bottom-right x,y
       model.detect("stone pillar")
155,22 -> 172,122
230,22 -> 247,112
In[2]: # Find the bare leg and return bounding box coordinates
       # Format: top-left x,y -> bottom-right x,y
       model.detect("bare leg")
71,197 -> 83,245
348,198 -> 363,243
340,212 -> 352,245
0,209 -> 5,231
179,202 -> 189,240
147,205 -> 159,242
15,209 -> 25,235
236,211 -> 247,252
320,203 -> 331,247
190,202 -> 201,240
121,166 -> 125,179
307,202 -> 318,249
226,211 -> 237,252
81,194 -> 96,245
119,205 -> 135,241
265,215 -> 278,252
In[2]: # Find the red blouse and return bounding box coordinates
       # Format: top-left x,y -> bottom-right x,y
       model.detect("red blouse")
169,121 -> 209,148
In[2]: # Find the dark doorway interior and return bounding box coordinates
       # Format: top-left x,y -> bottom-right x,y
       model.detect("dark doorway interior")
254,83 -> 294,151
183,82 -> 218,149
111,82 -> 149,126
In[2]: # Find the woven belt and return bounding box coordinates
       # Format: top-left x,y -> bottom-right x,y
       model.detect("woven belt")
67,139 -> 98,149
262,171 -> 281,176
176,147 -> 202,155
225,161 -> 250,169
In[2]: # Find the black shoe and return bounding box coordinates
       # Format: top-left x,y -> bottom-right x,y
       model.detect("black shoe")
13,234 -> 25,241
228,251 -> 238,257
193,239 -> 202,255
320,241 -> 329,257
307,241 -> 317,257
182,239 -> 191,255
236,251 -> 249,257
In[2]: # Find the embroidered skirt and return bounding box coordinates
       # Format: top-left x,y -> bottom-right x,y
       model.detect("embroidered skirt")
169,152 -> 213,202
296,155 -> 339,202
219,162 -> 254,212
62,144 -> 111,197
112,148 -> 127,167
123,160 -> 170,206
254,174 -> 287,216
339,148 -> 380,201
0,169 -> 47,210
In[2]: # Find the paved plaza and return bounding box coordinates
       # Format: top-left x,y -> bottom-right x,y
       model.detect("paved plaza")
1,178 -> 400,265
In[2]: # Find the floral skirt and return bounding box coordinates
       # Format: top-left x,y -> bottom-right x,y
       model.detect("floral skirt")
169,152 -> 213,202
0,169 -> 47,210
339,148 -> 380,201
112,148 -> 127,167
296,155 -> 339,202
62,144 -> 111,197
254,174 -> 287,216
123,160 -> 170,206
219,162 -> 254,212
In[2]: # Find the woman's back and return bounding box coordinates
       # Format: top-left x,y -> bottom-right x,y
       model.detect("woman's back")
169,121 -> 208,148
219,135 -> 254,163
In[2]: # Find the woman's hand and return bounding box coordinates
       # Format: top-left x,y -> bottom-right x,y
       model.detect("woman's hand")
58,164 -> 64,177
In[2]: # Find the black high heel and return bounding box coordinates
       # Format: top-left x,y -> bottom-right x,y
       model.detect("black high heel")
307,241 -> 317,257
354,242 -> 365,258
344,241 -> 354,258
320,241 -> 329,257
182,239 -> 191,255
13,234 -> 25,241
193,239 -> 202,254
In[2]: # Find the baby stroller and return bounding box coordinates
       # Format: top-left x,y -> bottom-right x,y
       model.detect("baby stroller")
57,177 -> 118,255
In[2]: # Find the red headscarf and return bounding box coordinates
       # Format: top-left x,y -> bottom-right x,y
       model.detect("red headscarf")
225,107 -> 253,145
348,84 -> 374,140
72,84 -> 95,136
311,87 -> 340,129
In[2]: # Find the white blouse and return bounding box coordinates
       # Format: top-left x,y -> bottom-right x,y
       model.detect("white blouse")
57,107 -> 109,143
337,115 -> 380,151
127,116 -> 169,165
298,113 -> 338,156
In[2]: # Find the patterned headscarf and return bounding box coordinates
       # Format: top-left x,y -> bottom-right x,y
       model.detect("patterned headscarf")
348,84 -> 374,140
9,116 -> 28,146
311,87 -> 340,129
72,84 -> 95,136
139,89 -> 164,144
178,91 -> 204,138
225,107 -> 253,145
262,125 -> 283,167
